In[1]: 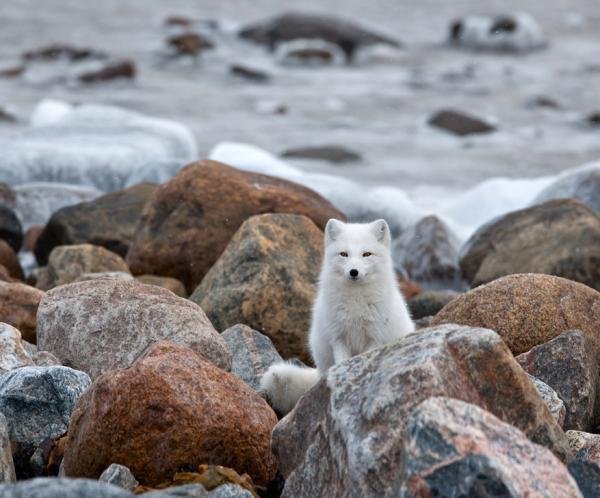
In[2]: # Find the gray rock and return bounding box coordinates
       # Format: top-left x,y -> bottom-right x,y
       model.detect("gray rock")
281,145 -> 361,164
428,109 -> 496,136
568,460 -> 600,498
407,290 -> 459,319
145,483 -> 254,497
73,272 -> 134,283
0,414 -> 15,483
99,464 -> 139,491
273,324 -> 570,497
517,330 -> 599,431
222,324 -> 283,391
37,278 -> 231,379
0,478 -> 133,497
0,323 -> 33,374
567,430 -> 600,454
527,374 -> 566,427
400,397 -> 581,498
29,351 -> 61,367
0,366 -> 90,477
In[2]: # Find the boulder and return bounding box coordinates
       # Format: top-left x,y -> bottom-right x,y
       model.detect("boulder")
400,397 -> 581,498
407,290 -> 459,319
459,198 -> 600,289
0,207 -> 22,253
428,109 -> 496,136
23,226 -> 43,253
135,275 -> 187,298
392,216 -> 464,288
78,60 -> 136,83
126,160 -> 341,293
23,44 -> 108,61
517,330 -> 599,431
569,460 -> 600,498
0,242 -> 22,281
273,324 -> 570,497
528,374 -> 566,427
229,64 -> 270,83
36,244 -> 131,291
99,464 -> 139,491
73,272 -> 134,283
167,33 -> 214,56
0,366 -> 90,477
190,214 -> 322,362
239,12 -> 400,61
0,282 -> 44,344
0,323 -> 33,374
0,415 -> 15,483
281,145 -> 361,164
37,278 -> 230,378
0,478 -> 133,497
63,342 -> 277,487
34,183 -> 158,265
431,273 -> 600,358
30,351 -> 61,367
222,324 -> 283,392
567,430 -> 600,454
145,484 -> 255,497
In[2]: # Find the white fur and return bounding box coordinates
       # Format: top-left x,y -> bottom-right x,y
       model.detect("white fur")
260,219 -> 415,414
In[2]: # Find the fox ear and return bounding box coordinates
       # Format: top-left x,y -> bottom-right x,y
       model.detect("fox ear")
325,219 -> 344,245
371,219 -> 390,246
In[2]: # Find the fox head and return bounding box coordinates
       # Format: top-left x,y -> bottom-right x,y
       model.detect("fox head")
322,218 -> 393,284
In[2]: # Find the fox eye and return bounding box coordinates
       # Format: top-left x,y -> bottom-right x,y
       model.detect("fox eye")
340,252 -> 348,257
363,252 -> 372,257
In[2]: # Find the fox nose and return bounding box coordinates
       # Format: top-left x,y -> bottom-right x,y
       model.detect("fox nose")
349,269 -> 359,278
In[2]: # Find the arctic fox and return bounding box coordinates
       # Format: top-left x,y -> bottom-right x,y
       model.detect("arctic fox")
260,218 -> 415,415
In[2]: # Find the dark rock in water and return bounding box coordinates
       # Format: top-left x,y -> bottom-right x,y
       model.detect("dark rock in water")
167,33 -> 214,56
458,198 -> 600,289
431,273 -> 600,360
517,330 -> 599,431
99,464 -> 139,491
22,44 -> 107,61
222,324 -> 283,392
0,185 -> 15,211
527,95 -> 561,109
164,16 -> 195,28
527,374 -> 566,427
239,12 -> 401,60
281,145 -> 361,164
191,214 -> 322,364
78,60 -> 136,83
63,342 -> 277,487
568,460 -> 600,498
408,290 -> 459,319
0,366 -> 90,478
273,324 -> 570,497
126,160 -> 342,293
34,183 -> 157,265
0,108 -> 17,123
37,278 -> 230,378
0,478 -> 133,497
0,206 -> 22,253
392,215 -> 464,289
428,109 -> 496,136
587,112 -> 600,126
229,64 -> 270,82
276,41 -> 341,66
0,65 -> 25,78
400,397 -> 580,498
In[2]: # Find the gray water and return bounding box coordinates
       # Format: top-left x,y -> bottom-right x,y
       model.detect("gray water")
2,0 -> 600,209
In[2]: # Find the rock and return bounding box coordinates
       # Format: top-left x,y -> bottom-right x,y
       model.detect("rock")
281,145 -> 361,164
534,162 -> 600,216
449,13 -> 546,53
0,414 -> 15,483
135,275 -> 187,298
0,207 -> 22,253
63,342 -> 277,487
34,183 -> 158,265
23,226 -> 43,252
36,244 -> 131,291
392,215 -> 464,288
239,12 -> 401,61
458,199 -> 600,289
275,40 -> 344,66
568,460 -> 600,498
127,160 -> 341,293
0,102 -> 196,192
0,242 -> 22,281
273,324 -> 570,497
527,95 -> 561,109
0,282 -> 44,344
432,273 -> 600,359
222,324 -> 283,391
191,214 -> 322,363
30,351 -> 60,367
37,277 -> 230,378
0,478 -> 134,497
517,330 -> 599,431
78,60 -> 136,83
528,374 -> 566,427
0,366 -> 90,477
0,323 -> 33,374
164,16 -> 195,27
428,109 -> 496,136
145,484 -> 255,497
168,33 -> 214,56
587,113 -> 600,126
567,430 -> 600,454
99,464 -> 139,491
407,290 -> 459,319
400,397 -> 581,498
229,64 -> 270,83
22,44 -> 107,61
73,272 -> 134,283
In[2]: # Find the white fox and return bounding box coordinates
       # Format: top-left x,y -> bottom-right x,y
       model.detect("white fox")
260,218 -> 415,415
